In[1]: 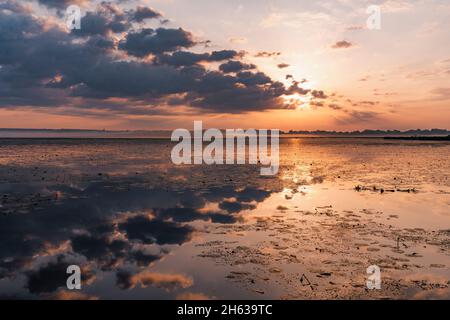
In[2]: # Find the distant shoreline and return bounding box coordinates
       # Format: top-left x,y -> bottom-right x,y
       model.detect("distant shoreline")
384,135 -> 450,141
0,128 -> 449,139
0,136 -> 450,141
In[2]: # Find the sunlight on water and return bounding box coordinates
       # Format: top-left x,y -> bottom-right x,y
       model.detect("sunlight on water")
0,138 -> 449,299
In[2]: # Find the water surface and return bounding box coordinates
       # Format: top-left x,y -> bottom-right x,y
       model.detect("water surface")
0,138 -> 449,299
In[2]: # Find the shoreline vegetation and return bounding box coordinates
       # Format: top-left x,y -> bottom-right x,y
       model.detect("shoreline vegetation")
384,135 -> 450,141
0,128 -> 450,139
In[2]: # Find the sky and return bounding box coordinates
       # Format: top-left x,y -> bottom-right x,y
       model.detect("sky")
0,0 -> 449,131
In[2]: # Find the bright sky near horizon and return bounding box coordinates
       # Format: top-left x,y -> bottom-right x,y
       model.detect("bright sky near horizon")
0,0 -> 449,130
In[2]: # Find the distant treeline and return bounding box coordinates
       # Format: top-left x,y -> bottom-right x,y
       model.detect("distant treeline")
384,135 -> 450,141
1,128 -> 450,137
283,129 -> 450,136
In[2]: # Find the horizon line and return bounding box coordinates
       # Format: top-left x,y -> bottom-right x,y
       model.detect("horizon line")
0,128 -> 450,134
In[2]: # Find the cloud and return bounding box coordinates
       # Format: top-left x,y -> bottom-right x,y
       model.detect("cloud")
359,76 -> 369,82
0,176 -> 274,280
176,292 -> 212,300
228,37 -> 248,44
359,101 -> 379,106
310,100 -> 324,108
131,250 -> 163,267
119,215 -> 194,245
346,25 -> 365,31
430,87 -> 450,100
381,0 -> 414,13
277,63 -> 290,69
36,0 -> 87,10
26,258 -> 95,294
210,50 -> 244,60
311,90 -> 328,99
47,290 -> 98,300
153,207 -> 239,224
331,40 -> 353,49
130,6 -> 162,22
72,2 -> 131,36
71,234 -> 129,261
254,51 -> 281,58
157,50 -> 242,67
0,2 -> 315,116
235,187 -> 271,202
328,103 -> 342,110
157,52 -> 210,66
119,28 -> 196,57
0,166 -> 281,297
0,0 -> 32,13
336,110 -> 380,125
116,270 -> 193,291
219,61 -> 256,73
218,201 -> 255,213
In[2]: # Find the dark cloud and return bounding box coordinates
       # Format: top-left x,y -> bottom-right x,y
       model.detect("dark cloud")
158,51 -> 210,66
285,82 -> 310,95
72,2 -> 130,36
219,60 -> 256,73
85,34 -> 115,49
210,50 -> 244,61
255,51 -> 281,58
0,174 -> 268,281
277,63 -> 290,69
131,251 -> 162,267
219,201 -> 256,214
0,2 -> 318,115
153,207 -> 238,224
119,215 -> 194,245
156,50 -> 242,67
119,28 -> 196,57
26,257 -> 94,294
27,261 -> 73,294
311,90 -> 328,99
71,61 -> 200,96
236,187 -> 271,202
0,0 -> 31,13
310,100 -> 324,108
331,40 -> 353,49
328,103 -> 342,110
130,6 -> 162,22
236,71 -> 272,86
0,6 -> 41,43
36,0 -> 85,10
0,156 -> 282,297
155,207 -> 207,223
187,84 -> 286,112
74,12 -> 115,36
71,235 -> 129,261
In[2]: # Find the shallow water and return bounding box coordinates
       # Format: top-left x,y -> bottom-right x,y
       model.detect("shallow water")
0,138 -> 449,299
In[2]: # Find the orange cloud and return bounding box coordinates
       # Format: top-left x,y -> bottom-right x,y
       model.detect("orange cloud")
117,271 -> 193,291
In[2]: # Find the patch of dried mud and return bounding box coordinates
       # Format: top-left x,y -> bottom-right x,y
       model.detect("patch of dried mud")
197,209 -> 450,299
